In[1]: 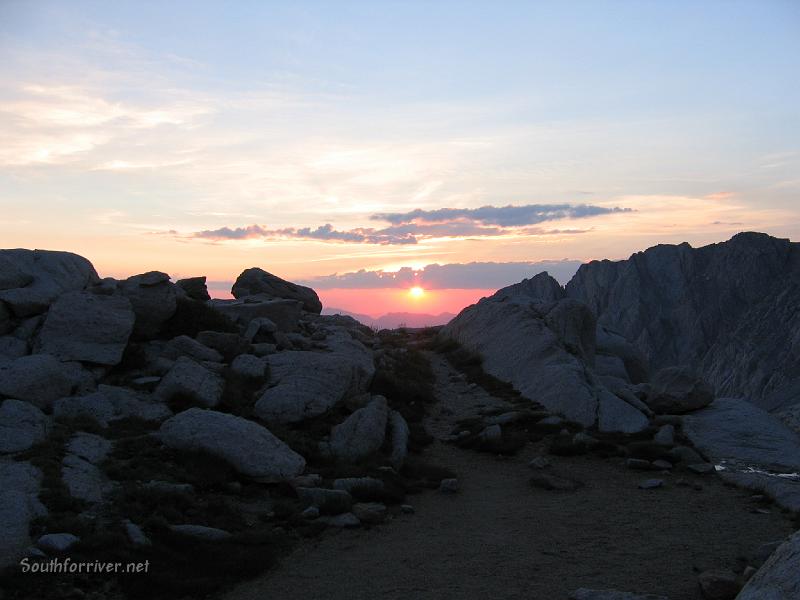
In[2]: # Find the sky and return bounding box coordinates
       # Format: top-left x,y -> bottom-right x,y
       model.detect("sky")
1,1 -> 798,316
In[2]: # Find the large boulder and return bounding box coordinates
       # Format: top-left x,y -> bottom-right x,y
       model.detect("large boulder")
163,335 -> 223,363
175,276 -> 210,301
683,398 -> 800,510
646,366 -> 713,414
36,291 -> 135,365
566,232 -> 800,411
157,408 -> 305,481
53,385 -> 172,427
232,267 -> 322,313
0,250 -> 98,317
209,297 -> 303,332
0,399 -> 50,454
118,271 -> 177,337
254,350 -> 370,424
0,460 -> 46,569
155,356 -> 224,408
62,432 -> 113,504
738,530 -> 800,599
330,396 -> 389,463
0,354 -> 75,409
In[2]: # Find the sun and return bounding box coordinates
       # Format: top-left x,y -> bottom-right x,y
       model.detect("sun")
409,286 -> 425,299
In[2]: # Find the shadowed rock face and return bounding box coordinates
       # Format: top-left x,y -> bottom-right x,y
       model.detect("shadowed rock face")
441,273 -> 649,432
566,232 -> 800,411
232,267 -> 322,314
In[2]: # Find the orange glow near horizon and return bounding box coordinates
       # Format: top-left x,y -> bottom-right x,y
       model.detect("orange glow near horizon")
316,287 -> 494,317
409,286 -> 425,299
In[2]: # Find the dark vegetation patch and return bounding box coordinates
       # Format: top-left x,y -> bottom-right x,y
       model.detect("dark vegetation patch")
105,436 -> 238,491
370,329 -> 437,451
425,335 -> 528,405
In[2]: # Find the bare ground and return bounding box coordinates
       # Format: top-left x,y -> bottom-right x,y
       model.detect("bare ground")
224,354 -> 795,600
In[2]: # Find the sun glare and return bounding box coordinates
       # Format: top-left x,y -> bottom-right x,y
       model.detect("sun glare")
409,286 -> 425,299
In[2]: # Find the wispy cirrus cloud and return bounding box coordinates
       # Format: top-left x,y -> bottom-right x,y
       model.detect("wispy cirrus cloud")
187,203 -> 623,245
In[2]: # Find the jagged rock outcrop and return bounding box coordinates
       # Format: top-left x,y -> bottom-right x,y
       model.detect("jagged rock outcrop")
157,408 -> 306,481
566,232 -> 800,412
440,273 -> 649,432
232,267 -> 322,313
0,354 -> 77,409
175,276 -> 210,301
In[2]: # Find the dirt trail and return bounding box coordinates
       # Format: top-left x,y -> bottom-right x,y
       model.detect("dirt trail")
225,353 -> 795,600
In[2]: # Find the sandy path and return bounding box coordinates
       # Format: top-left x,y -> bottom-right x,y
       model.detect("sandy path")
224,355 -> 795,600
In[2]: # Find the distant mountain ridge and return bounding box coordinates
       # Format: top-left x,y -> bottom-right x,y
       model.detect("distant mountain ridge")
565,232 -> 800,411
322,307 -> 456,329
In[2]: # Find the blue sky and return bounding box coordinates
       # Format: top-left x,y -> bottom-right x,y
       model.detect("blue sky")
0,1 -> 798,301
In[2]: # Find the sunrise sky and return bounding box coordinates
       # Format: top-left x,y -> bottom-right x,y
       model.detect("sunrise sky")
1,1 -> 798,316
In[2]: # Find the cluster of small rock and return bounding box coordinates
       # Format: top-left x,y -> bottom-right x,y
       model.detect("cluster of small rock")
0,250 -> 412,572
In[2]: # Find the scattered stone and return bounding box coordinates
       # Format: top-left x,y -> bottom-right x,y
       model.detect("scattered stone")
668,445 -> 705,465
479,424 -> 502,443
652,459 -> 673,470
653,424 -> 675,446
333,477 -> 385,499
530,472 -> 583,491
36,292 -> 135,365
0,399 -> 49,454
291,474 -> 323,489
570,589 -> 669,600
330,396 -> 388,463
352,502 -> 387,524
296,487 -> 353,515
244,317 -> 277,342
123,520 -> 151,546
439,478 -> 460,494
196,331 -> 250,361
301,506 -> 320,519
37,533 -> 80,554
400,504 -> 415,514
156,357 -> 224,408
319,512 -> 360,528
528,456 -> 551,470
169,524 -> 232,541
638,479 -> 664,490
626,458 -> 653,471
157,408 -> 306,481
697,569 -> 741,600
688,463 -> 715,475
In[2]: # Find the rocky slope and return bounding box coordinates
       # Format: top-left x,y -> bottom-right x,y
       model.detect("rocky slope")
0,250 -> 436,600
565,232 -> 800,413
